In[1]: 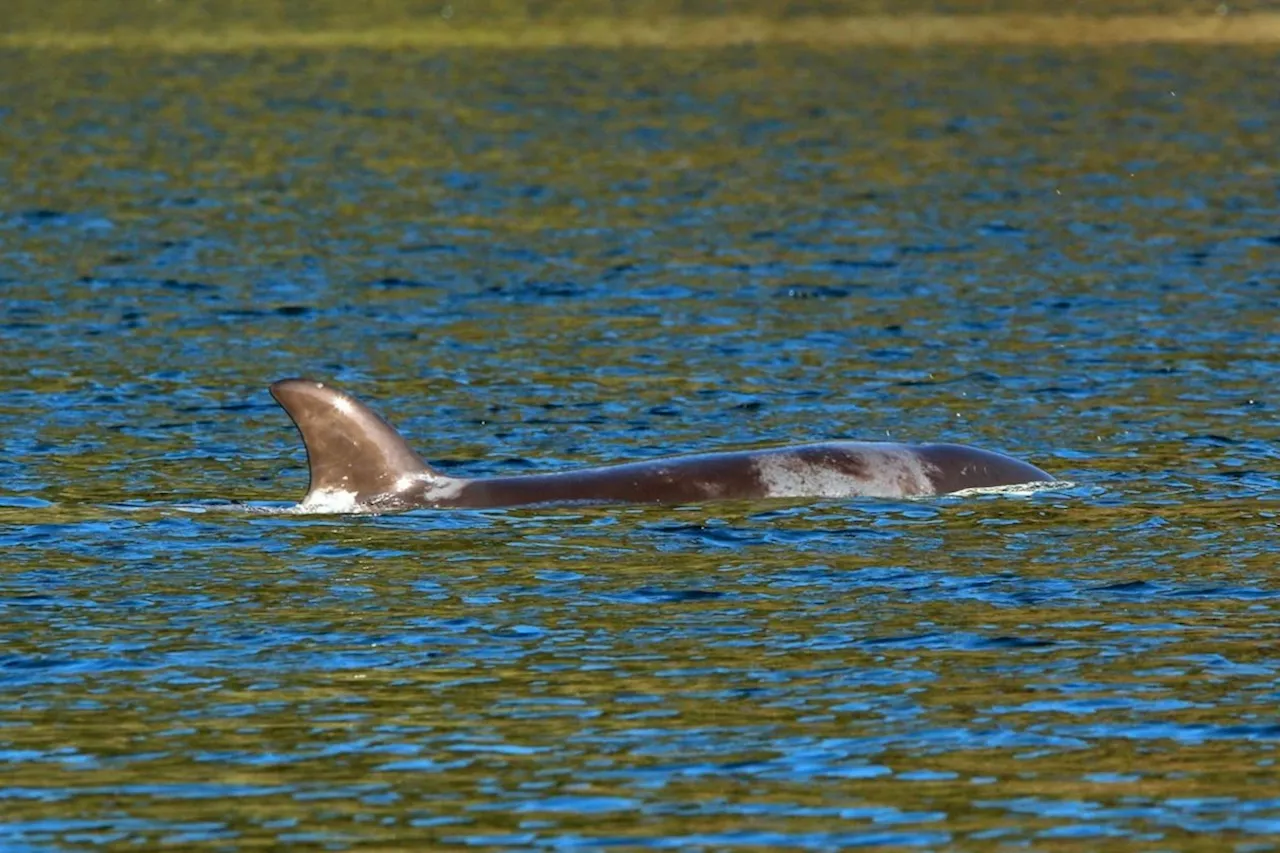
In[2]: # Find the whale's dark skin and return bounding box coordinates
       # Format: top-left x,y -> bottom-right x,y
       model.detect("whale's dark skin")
268,378 -> 1054,512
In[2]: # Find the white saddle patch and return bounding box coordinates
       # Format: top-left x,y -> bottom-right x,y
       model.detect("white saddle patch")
753,447 -> 936,499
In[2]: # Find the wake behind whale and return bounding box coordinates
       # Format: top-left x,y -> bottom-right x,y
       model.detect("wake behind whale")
267,379 -> 1055,513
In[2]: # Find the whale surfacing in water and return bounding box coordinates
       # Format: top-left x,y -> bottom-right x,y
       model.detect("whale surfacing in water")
269,378 -> 1054,512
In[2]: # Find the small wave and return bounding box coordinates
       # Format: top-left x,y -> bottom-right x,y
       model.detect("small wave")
946,480 -> 1072,498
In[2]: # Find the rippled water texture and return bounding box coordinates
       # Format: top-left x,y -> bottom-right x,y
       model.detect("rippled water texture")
2,12 -> 1279,849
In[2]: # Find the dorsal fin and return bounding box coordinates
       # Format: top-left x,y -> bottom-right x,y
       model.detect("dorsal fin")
269,378 -> 437,504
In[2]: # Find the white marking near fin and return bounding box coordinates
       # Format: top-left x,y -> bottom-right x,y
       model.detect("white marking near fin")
390,472 -> 467,505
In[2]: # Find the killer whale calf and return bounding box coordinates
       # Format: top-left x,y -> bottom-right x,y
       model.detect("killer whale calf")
268,378 -> 1054,512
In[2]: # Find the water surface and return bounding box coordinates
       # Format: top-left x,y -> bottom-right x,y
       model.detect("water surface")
1,17 -> 1279,849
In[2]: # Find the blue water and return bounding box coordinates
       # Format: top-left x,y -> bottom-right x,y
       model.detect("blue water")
1,32 -> 1279,849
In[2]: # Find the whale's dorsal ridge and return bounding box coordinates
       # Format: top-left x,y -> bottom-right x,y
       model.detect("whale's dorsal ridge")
269,378 -> 440,506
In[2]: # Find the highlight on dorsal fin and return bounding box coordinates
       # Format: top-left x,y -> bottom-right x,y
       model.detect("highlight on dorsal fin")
269,378 -> 437,505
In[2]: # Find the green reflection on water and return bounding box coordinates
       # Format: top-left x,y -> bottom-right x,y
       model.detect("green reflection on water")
1,6 -> 1278,848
